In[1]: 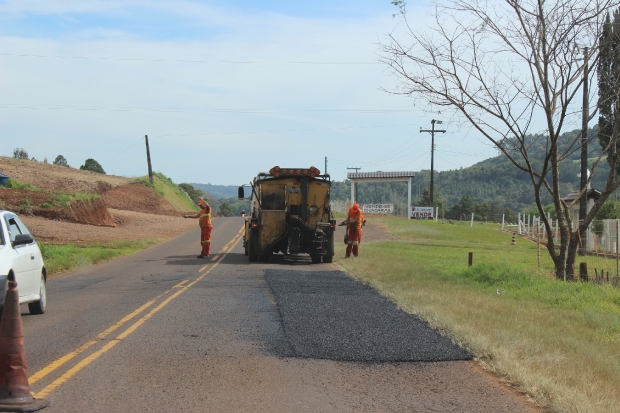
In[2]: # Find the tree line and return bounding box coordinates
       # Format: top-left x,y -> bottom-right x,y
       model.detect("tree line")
12,148 -> 106,174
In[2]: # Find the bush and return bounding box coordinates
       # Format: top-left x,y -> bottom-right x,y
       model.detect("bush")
12,148 -> 28,159
53,155 -> 69,167
80,158 -> 105,174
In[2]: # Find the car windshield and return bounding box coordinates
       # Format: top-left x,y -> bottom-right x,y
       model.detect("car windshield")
0,218 -> 4,245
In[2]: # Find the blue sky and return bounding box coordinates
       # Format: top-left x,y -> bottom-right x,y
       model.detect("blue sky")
0,0 -> 499,186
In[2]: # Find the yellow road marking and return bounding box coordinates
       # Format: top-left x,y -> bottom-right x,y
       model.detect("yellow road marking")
173,280 -> 189,288
35,340 -> 121,399
32,230 -> 243,399
97,294 -> 167,339
29,340 -> 98,385
30,293 -> 170,385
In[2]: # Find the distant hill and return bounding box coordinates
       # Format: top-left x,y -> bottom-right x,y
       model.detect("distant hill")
190,183 -> 239,199
191,126 -> 613,212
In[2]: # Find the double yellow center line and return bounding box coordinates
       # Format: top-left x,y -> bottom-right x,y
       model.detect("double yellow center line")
31,227 -> 244,399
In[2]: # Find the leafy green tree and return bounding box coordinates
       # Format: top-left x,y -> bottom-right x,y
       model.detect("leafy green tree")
489,202 -> 502,222
474,202 -> 489,221
503,207 -> 518,223
53,155 -> 69,167
12,148 -> 28,159
596,201 -> 620,220
179,183 -> 204,204
218,202 -> 233,217
460,195 -> 475,217
80,159 -> 106,174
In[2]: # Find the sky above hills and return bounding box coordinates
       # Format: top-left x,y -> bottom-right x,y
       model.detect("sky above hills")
0,0 -> 501,185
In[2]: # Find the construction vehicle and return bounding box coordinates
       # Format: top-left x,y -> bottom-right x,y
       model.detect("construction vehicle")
238,166 -> 336,263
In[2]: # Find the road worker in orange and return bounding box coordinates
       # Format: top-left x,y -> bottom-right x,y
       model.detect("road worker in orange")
184,198 -> 213,259
344,203 -> 364,258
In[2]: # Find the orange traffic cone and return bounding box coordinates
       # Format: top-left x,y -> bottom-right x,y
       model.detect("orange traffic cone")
0,273 -> 49,412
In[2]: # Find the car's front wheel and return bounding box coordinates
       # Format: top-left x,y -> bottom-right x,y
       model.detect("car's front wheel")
28,273 -> 47,315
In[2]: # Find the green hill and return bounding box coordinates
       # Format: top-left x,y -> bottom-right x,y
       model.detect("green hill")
190,126 -> 610,214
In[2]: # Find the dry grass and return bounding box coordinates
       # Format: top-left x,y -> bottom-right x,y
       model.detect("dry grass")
335,218 -> 620,413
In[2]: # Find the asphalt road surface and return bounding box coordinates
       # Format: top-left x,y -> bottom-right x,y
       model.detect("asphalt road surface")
20,217 -> 539,412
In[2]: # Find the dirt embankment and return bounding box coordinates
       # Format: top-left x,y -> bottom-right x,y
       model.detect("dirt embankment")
0,188 -> 116,227
0,157 -> 193,243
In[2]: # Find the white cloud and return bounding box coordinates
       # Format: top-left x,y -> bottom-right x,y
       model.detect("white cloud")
0,2 -> 494,185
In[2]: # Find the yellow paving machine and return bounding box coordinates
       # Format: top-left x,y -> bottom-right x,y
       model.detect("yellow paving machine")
238,166 -> 336,263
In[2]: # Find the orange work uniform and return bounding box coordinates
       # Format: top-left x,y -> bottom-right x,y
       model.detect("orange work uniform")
199,203 -> 213,257
345,204 -> 364,257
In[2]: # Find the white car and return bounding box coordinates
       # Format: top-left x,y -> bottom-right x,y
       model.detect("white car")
0,211 -> 47,314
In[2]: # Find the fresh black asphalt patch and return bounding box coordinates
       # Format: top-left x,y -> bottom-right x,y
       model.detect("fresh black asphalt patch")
265,269 -> 472,362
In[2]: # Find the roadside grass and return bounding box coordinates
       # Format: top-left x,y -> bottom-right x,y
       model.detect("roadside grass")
40,192 -> 100,208
39,239 -> 160,276
2,178 -> 101,209
1,178 -> 39,190
335,218 -> 620,413
132,173 -> 197,213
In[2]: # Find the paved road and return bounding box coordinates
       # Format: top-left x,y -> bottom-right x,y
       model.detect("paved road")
20,217 -> 539,412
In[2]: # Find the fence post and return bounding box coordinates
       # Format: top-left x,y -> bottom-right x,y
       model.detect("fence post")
518,213 -> 521,235
468,252 -> 473,266
579,262 -> 588,281
537,228 -> 541,267
470,213 -> 474,227
502,214 -> 505,230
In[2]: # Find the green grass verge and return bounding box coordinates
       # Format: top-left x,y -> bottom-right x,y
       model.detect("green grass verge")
39,239 -> 160,276
132,172 -> 198,213
2,178 -> 101,209
1,178 -> 40,190
335,218 -> 620,413
40,192 -> 101,208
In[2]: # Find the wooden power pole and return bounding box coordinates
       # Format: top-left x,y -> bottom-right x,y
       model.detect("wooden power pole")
145,135 -> 154,185
579,47 -> 589,254
420,120 -> 446,206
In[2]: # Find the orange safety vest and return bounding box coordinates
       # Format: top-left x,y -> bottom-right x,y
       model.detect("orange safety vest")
199,205 -> 212,228
347,204 -> 364,229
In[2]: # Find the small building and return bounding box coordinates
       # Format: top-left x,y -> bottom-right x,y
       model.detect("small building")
561,188 -> 601,250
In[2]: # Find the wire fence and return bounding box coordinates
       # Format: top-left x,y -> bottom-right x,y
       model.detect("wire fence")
514,214 -> 620,286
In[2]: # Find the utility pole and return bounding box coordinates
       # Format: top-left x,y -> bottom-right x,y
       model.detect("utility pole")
145,135 -> 154,185
325,156 -> 328,175
347,167 -> 361,204
579,47 -> 589,254
420,120 -> 446,206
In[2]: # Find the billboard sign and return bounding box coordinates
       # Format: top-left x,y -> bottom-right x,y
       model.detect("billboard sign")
362,204 -> 394,214
410,206 -> 434,219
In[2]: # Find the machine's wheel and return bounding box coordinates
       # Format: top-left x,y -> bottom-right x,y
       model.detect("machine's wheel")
28,273 -> 47,315
244,239 -> 249,256
310,254 -> 322,264
248,229 -> 259,262
259,253 -> 271,262
323,232 -> 335,263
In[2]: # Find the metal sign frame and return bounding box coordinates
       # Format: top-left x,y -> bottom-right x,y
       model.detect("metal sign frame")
347,171 -> 416,219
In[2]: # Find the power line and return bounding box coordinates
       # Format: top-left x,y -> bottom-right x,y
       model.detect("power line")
151,123 -> 420,138
0,103 -> 424,114
0,53 -> 382,65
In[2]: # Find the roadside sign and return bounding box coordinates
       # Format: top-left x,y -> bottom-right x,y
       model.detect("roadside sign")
362,204 -> 394,213
410,206 -> 434,219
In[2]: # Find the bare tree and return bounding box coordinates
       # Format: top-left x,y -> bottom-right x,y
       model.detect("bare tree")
381,0 -> 619,279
